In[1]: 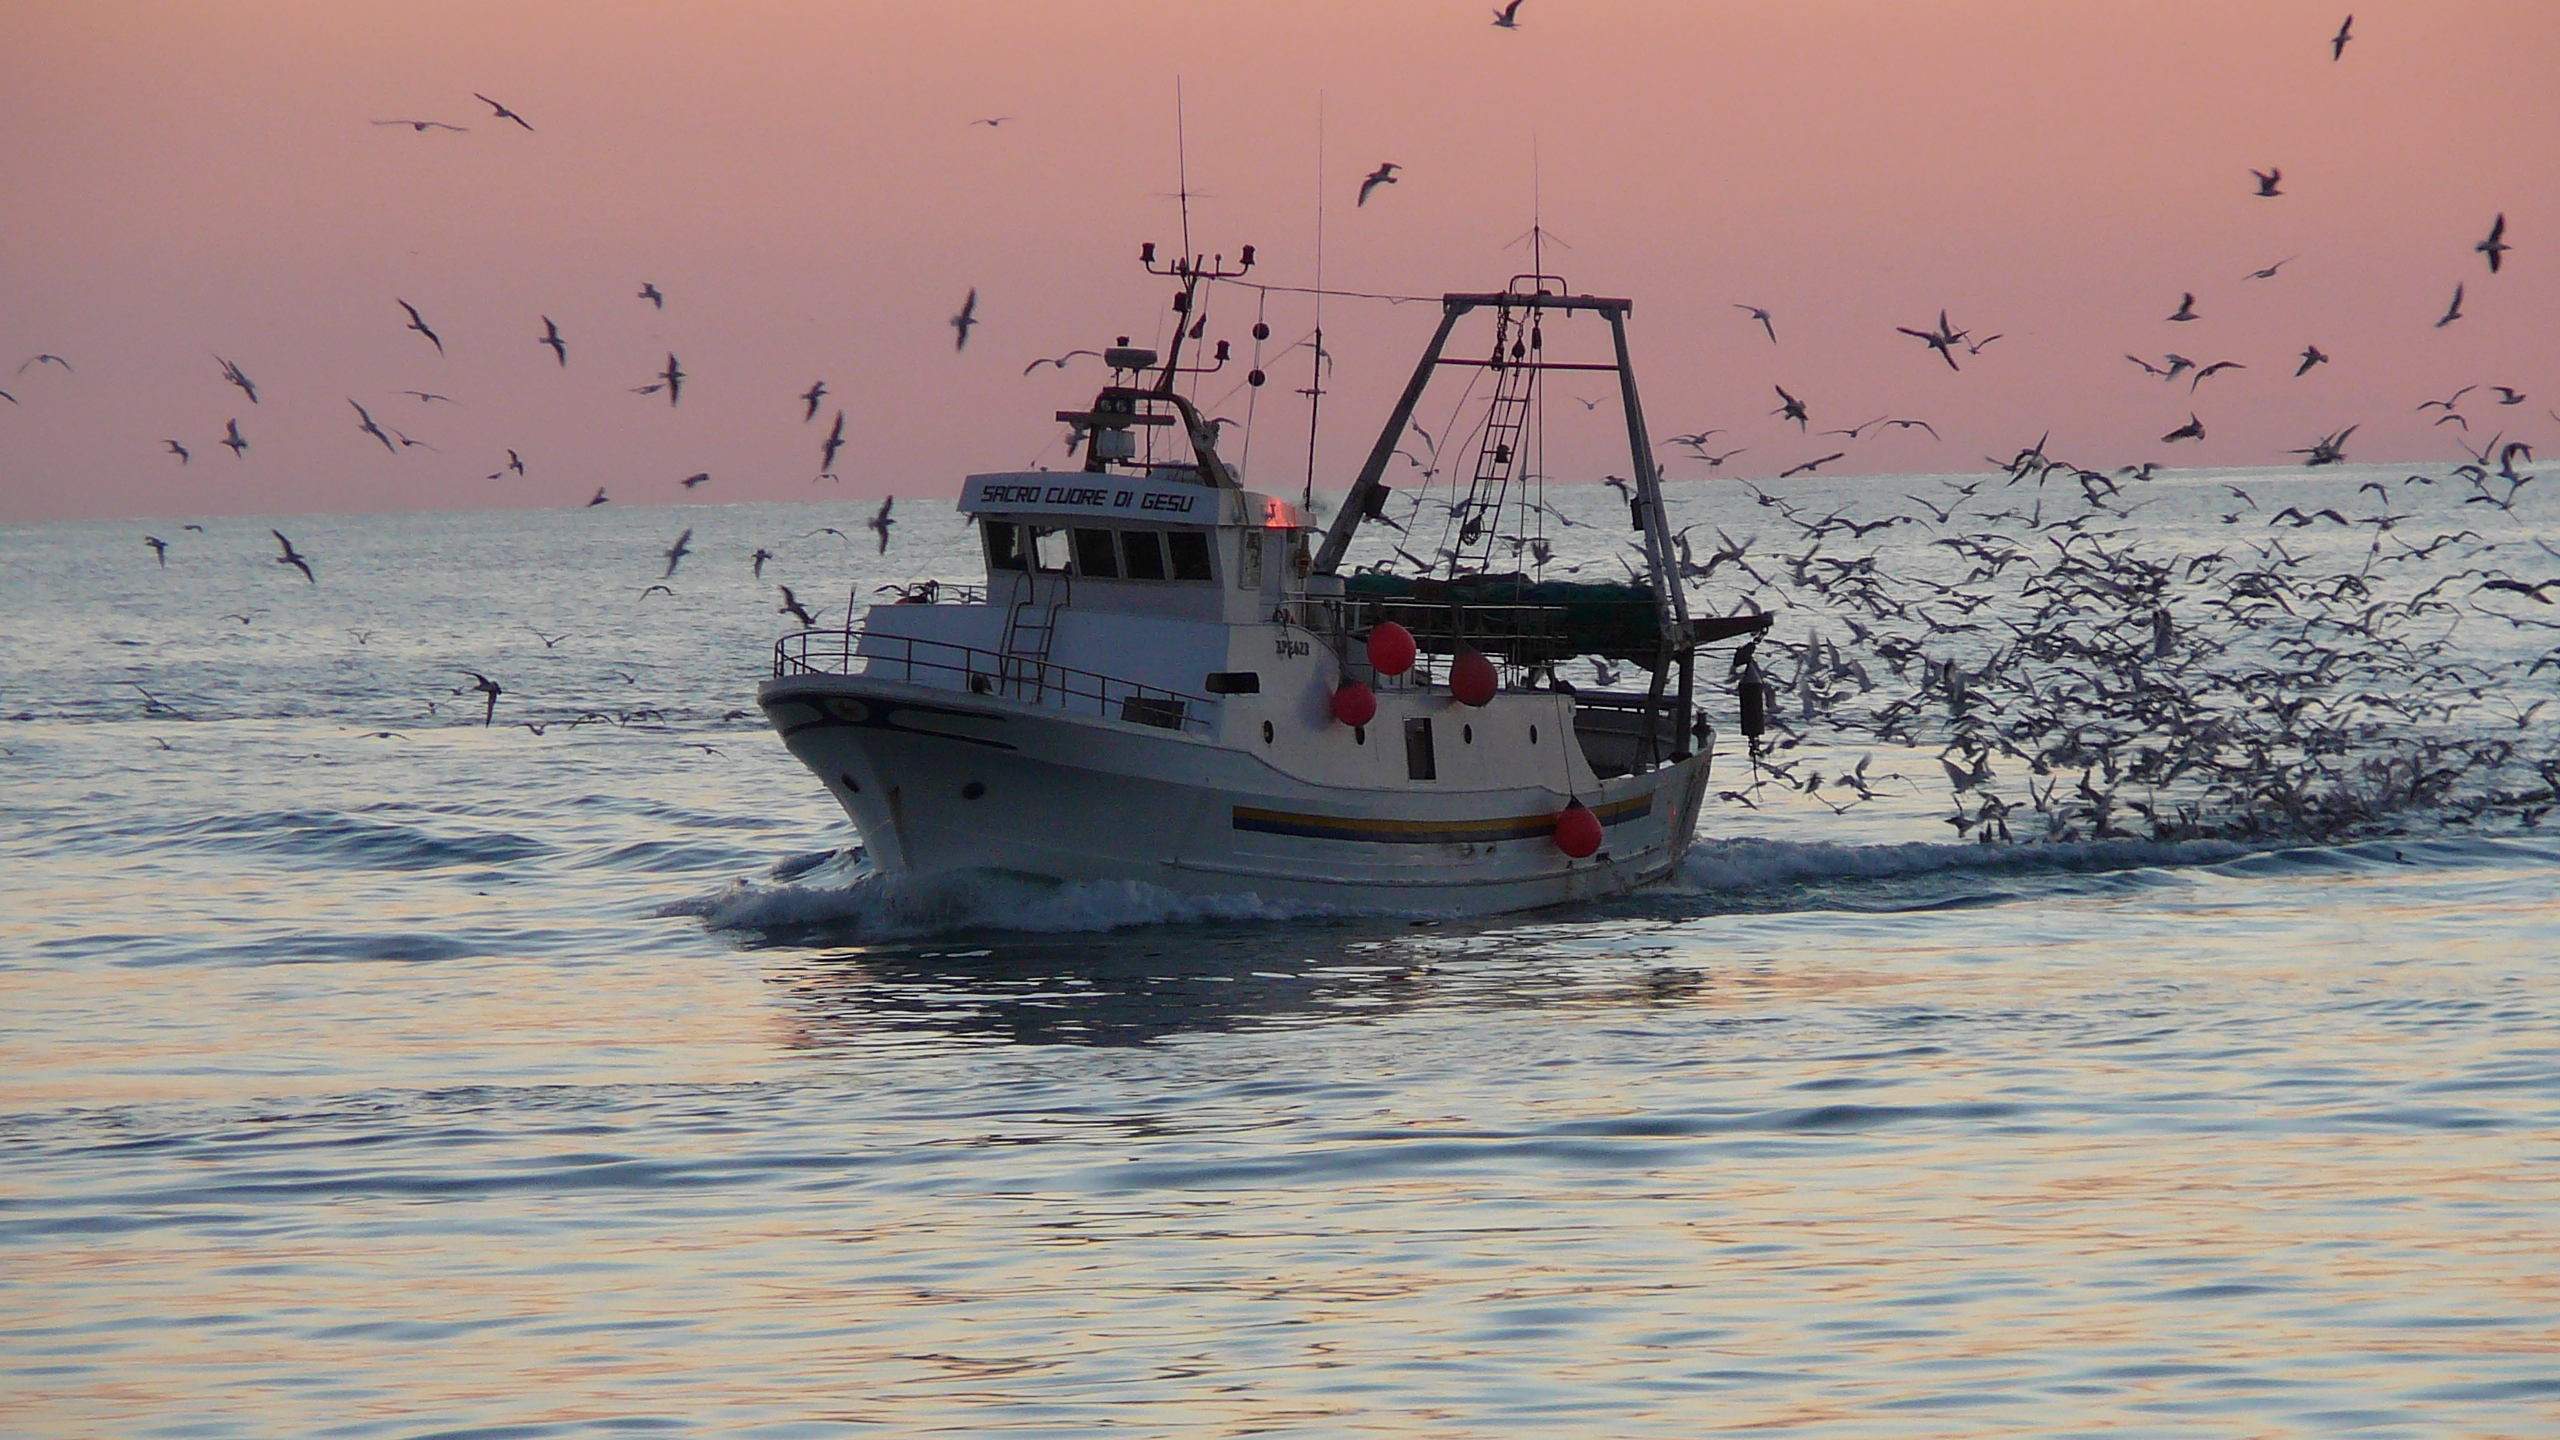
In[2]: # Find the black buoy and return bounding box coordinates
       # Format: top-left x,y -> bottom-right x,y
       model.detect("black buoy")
1733,643 -> 1770,741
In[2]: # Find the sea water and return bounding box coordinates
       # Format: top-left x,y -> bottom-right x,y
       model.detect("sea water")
4,467 -> 2556,1437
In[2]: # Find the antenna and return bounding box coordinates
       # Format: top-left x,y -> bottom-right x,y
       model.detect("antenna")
1174,77 -> 1194,274
1303,93 -> 1324,515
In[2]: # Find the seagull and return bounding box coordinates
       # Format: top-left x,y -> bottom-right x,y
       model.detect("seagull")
819,410 -> 847,476
2287,424 -> 2358,466
2436,283 -> 2464,328
18,354 -> 72,374
473,93 -> 534,131
164,439 -> 190,464
1781,452 -> 1847,477
1736,304 -> 1777,344
400,390 -> 457,403
1895,309 -> 1966,371
349,398 -> 396,453
1879,417 -> 1941,439
271,529 -> 315,583
525,626 -> 569,648
800,379 -> 827,419
777,585 -> 816,627
1771,385 -> 1808,429
145,535 -> 168,565
2167,293 -> 2199,322
638,281 -> 665,308
867,495 -> 896,552
2491,386 -> 2527,406
538,316 -> 567,365
2331,14 -> 2353,60
656,353 -> 684,405
0,387 -> 13,404
397,299 -> 443,355
1964,332 -> 2004,355
680,472 -> 709,489
216,355 -> 259,403
1492,0 -> 1524,26
2417,385 -> 2475,412
751,548 -> 774,579
221,419 -> 247,457
950,288 -> 979,351
1357,162 -> 1400,206
2126,354 -> 2170,378
484,448 -> 525,481
1021,350 -> 1100,375
639,585 -> 674,601
2296,344 -> 2329,376
459,671 -> 503,726
2161,413 -> 2206,443
2251,168 -> 2282,198
969,116 -> 1014,128
586,487 -> 609,507
2476,214 -> 2509,274
372,119 -> 467,133
2244,257 -> 2296,281
662,528 -> 693,578
2190,360 -> 2245,390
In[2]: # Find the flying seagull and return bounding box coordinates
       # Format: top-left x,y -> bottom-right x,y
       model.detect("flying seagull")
474,93 -> 534,131
2167,292 -> 2199,322
372,119 -> 467,133
1781,453 -> 1847,477
800,379 -> 827,420
539,316 -> 566,365
1493,0 -> 1524,27
349,398 -> 396,453
2161,413 -> 2206,443
751,548 -> 774,579
1735,304 -> 1777,344
586,487 -> 609,507
2244,256 -> 2295,281
216,355 -> 259,403
398,299 -> 443,355
655,353 -> 684,405
145,535 -> 168,566
2251,168 -> 2282,198
951,288 -> 979,351
484,448 -> 525,480
1895,309 -> 1966,371
164,439 -> 190,464
459,671 -> 503,726
2436,283 -> 2464,328
18,354 -> 72,374
2190,360 -> 2245,390
2331,14 -> 2353,61
1771,385 -> 1808,430
638,281 -> 664,308
662,528 -> 693,578
868,495 -> 896,552
221,418 -> 248,457
969,116 -> 1014,128
1022,350 -> 1100,375
2288,424 -> 2357,466
2476,214 -> 2509,274
680,472 -> 709,489
2296,344 -> 2329,376
819,409 -> 847,476
1357,162 -> 1400,206
271,529 -> 315,583
777,585 -> 816,627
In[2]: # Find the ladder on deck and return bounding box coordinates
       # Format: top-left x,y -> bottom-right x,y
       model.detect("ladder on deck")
1452,316 -> 1538,560
999,580 -> 1067,701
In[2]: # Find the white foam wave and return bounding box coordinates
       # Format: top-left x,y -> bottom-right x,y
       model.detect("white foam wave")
662,866 -> 1339,939
1673,834 -> 2250,892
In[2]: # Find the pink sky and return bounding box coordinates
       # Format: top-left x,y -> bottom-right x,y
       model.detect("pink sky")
2,1 -> 2553,524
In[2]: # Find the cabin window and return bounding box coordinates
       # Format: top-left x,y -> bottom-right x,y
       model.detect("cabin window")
1235,530 -> 1264,590
1031,526 -> 1071,573
1122,530 -> 1169,581
983,521 -> 1028,572
1073,528 -> 1120,578
1166,530 -> 1215,582
1404,717 -> 1437,780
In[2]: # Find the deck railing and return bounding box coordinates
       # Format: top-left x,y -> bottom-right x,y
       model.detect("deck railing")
772,629 -> 1215,737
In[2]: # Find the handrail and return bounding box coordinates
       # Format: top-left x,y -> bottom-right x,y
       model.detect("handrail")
772,629 -> 1214,737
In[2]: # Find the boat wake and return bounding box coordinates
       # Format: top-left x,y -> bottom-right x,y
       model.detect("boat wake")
663,854 -> 1350,941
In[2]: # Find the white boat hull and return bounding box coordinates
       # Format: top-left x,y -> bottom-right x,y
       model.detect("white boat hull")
759,673 -> 1711,916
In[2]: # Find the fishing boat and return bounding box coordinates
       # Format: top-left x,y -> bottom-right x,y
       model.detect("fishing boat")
758,245 -> 1772,914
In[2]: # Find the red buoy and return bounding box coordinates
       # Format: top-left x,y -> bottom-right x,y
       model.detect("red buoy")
1450,649 -> 1498,706
1366,621 -> 1416,677
1330,681 -> 1377,728
1553,801 -> 1602,858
